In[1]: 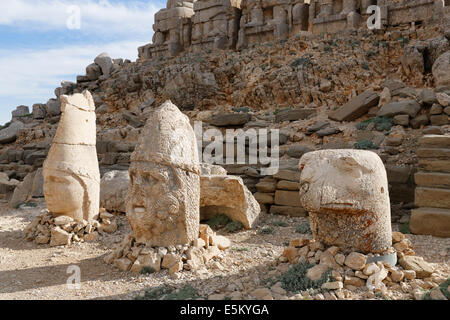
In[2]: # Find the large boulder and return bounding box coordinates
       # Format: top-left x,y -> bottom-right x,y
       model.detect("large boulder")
9,171 -> 36,208
329,90 -> 380,122
46,98 -> 61,116
86,63 -> 102,81
32,104 -> 47,119
0,173 -> 19,195
432,51 -> 450,87
94,53 -> 113,77
210,113 -> 251,127
100,170 -> 129,212
275,109 -> 316,122
299,150 -> 392,254
0,121 -> 24,144
377,100 -> 421,118
11,105 -> 30,119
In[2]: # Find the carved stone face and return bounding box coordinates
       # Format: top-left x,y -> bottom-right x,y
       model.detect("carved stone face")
43,169 -> 84,221
126,162 -> 191,246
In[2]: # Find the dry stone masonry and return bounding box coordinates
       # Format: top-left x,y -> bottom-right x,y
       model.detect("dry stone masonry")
411,134 -> 450,237
138,0 -> 450,59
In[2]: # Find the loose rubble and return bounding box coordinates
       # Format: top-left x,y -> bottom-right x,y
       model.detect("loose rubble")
24,209 -> 118,246
105,224 -> 231,275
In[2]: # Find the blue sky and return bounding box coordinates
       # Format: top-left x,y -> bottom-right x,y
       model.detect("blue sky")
0,0 -> 165,125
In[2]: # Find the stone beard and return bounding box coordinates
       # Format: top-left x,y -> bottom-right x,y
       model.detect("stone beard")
127,161 -> 200,247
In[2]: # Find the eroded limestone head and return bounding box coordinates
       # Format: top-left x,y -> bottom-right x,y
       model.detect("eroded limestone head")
299,149 -> 390,215
298,149 -> 392,253
43,90 -> 100,222
126,100 -> 200,247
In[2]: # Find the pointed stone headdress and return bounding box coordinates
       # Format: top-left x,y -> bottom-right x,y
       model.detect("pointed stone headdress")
131,100 -> 201,175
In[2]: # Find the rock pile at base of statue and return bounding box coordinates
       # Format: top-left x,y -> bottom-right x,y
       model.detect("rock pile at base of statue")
105,224 -> 231,275
25,209 -> 118,247
281,231 -> 435,295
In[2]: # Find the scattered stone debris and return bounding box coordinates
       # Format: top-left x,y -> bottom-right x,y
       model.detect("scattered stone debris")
24,209 -> 118,246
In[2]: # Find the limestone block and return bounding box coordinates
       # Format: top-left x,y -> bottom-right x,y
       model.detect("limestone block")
299,150 -> 392,254
200,174 -> 260,229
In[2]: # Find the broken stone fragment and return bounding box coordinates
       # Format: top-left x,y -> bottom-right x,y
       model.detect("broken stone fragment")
398,256 -> 434,279
50,227 -> 72,247
200,174 -> 260,229
43,90 -> 100,222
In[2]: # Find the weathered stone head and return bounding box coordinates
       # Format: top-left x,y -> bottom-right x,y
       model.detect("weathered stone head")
299,150 -> 392,254
126,101 -> 201,247
43,90 -> 100,222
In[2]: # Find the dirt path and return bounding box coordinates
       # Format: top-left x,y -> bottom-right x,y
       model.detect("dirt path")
0,199 -> 448,300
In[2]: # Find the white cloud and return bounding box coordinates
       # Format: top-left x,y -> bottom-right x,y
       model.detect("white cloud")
0,39 -> 146,125
0,0 -> 160,36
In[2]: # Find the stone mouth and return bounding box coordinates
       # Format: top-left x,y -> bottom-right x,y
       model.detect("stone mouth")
323,203 -> 355,209
133,207 -> 146,214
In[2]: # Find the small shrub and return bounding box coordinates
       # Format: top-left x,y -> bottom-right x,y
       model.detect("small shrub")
361,62 -> 370,70
296,222 -> 312,234
290,57 -> 311,69
136,285 -> 201,300
164,285 -> 200,300
16,202 -> 38,209
135,286 -> 173,300
356,117 -> 393,132
206,214 -> 232,230
232,107 -> 250,113
232,247 -> 249,252
225,221 -> 244,233
354,139 -> 379,150
439,278 -> 450,299
273,107 -> 292,115
399,222 -> 410,234
259,227 -> 275,235
279,262 -> 332,293
366,50 -> 377,59
140,267 -> 156,275
271,221 -> 288,227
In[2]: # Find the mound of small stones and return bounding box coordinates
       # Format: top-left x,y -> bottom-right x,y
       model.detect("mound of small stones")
281,232 -> 447,299
105,224 -> 231,276
24,209 -> 118,247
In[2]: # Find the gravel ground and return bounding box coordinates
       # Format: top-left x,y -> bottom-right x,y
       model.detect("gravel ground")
0,199 -> 448,300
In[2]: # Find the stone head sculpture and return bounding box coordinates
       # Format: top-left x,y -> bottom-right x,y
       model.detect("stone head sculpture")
126,101 -> 201,247
43,90 -> 100,222
299,150 -> 392,254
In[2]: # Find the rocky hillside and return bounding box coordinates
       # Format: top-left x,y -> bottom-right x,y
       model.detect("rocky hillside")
1,19 -> 449,224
